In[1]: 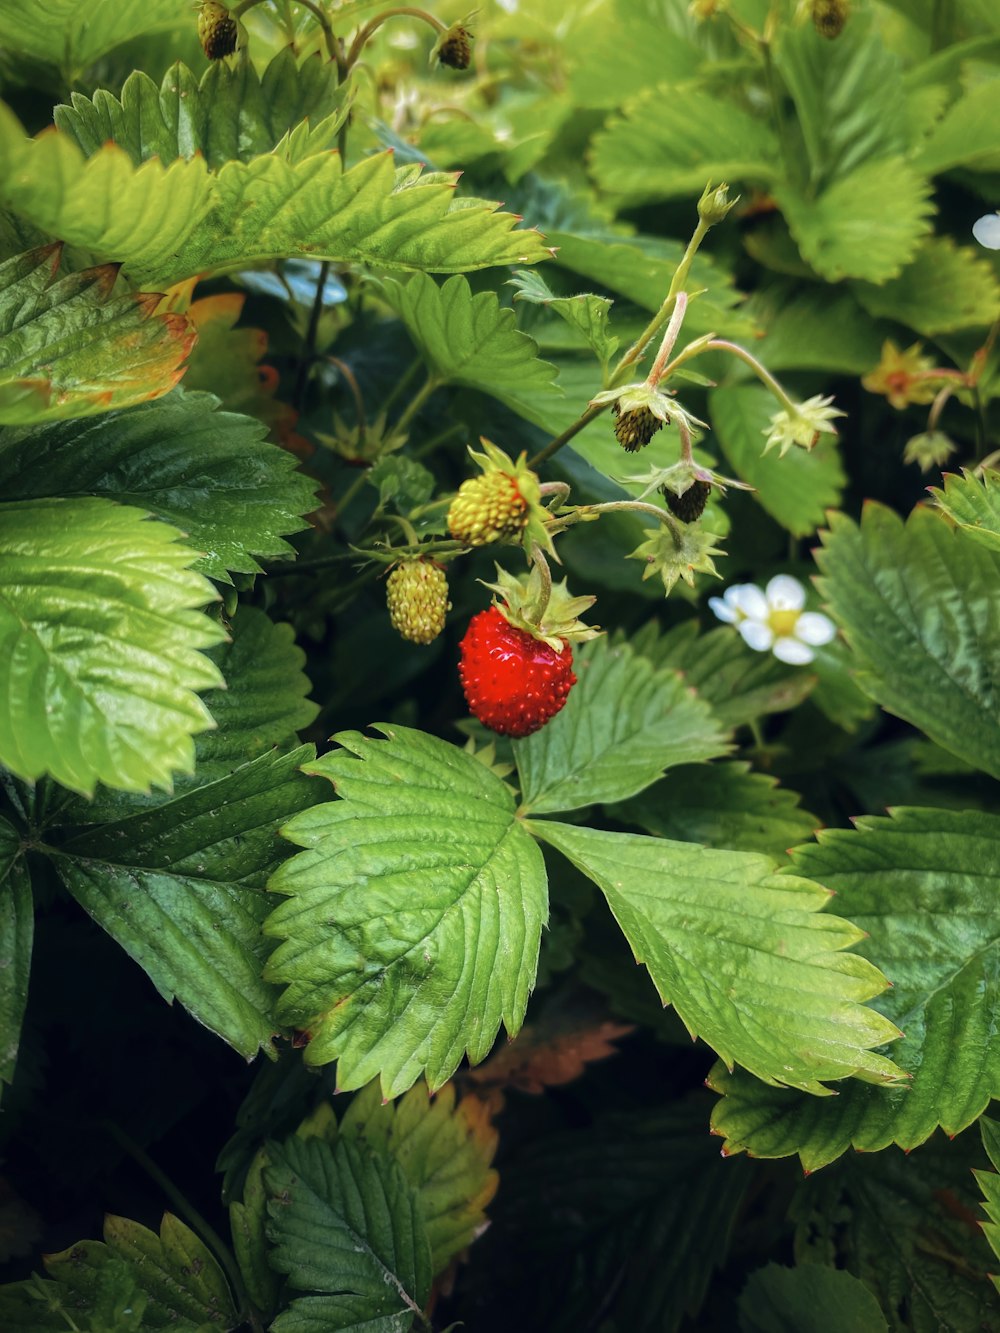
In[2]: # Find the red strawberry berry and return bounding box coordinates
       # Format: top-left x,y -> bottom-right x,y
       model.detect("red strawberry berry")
459,606 -> 576,738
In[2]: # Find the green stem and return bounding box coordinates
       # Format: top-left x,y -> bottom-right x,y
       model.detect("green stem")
529,543 -> 553,620
394,374 -> 440,434
381,355 -> 423,419
704,339 -> 799,412
336,466 -> 374,517
235,0 -> 338,59
677,417 -> 695,466
579,498 -> 684,540
645,291 -> 689,387
345,6 -> 446,67
294,260 -> 332,409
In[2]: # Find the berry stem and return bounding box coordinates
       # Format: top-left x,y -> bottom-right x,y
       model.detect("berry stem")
345,7 -> 446,67
700,339 -> 800,414
234,0 -> 339,60
529,543 -> 553,622
677,415 -> 695,466
577,499 -> 686,542
394,373 -> 440,434
645,291 -> 689,388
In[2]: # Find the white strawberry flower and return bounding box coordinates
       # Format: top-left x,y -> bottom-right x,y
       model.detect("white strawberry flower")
708,574 -> 836,665
973,213 -> 1000,250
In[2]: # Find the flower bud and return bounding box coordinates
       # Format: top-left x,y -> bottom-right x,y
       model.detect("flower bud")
697,182 -> 739,227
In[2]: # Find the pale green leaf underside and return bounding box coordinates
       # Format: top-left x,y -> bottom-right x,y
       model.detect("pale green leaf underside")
0,391 -> 318,582
739,1263 -> 888,1333
55,49 -> 350,172
816,504 -> 1000,779
711,384 -> 845,537
914,79 -> 1000,175
710,808 -> 1000,1171
53,747 -> 322,1059
0,0 -> 184,72
374,272 -> 562,420
0,100 -> 551,289
0,816 -> 31,1092
265,725 -> 548,1097
0,496 -> 224,797
931,468 -> 1000,554
509,268 -> 618,367
529,821 -> 903,1094
777,157 -> 935,283
0,244 -> 192,425
852,235 -> 1000,335
266,1136 -> 431,1333
514,636 -> 729,815
590,85 -> 779,201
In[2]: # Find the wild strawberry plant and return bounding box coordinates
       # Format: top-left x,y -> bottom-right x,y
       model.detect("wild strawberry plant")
0,0 -> 999,1328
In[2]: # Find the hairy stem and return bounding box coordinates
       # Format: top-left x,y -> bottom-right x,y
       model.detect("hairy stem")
645,291 -> 689,387
345,6 -> 446,67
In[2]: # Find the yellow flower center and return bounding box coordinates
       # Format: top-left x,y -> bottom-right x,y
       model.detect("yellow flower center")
769,609 -> 800,637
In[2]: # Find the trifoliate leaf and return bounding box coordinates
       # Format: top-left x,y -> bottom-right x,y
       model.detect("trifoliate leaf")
611,761 -> 819,860
0,392 -> 317,583
373,272 -> 562,423
777,157 -> 935,283
514,636 -> 728,815
509,268 -> 618,368
709,808 -> 1000,1170
0,817 -> 30,1097
265,725 -> 548,1096
0,0 -> 185,76
0,244 -> 193,425
0,496 -> 224,796
51,747 -> 322,1059
816,504 -> 1000,779
914,79 -> 1000,175
711,384 -> 845,537
340,1081 -> 498,1275
853,235 -> 1000,335
528,821 -> 904,1093
739,1264 -> 888,1333
265,1135 -> 432,1333
931,467 -> 1000,554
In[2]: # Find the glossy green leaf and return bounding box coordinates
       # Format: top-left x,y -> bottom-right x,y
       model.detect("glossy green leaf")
590,86 -> 779,202
509,268 -> 618,368
931,468 -> 1000,553
0,0 -> 185,74
0,392 -> 317,583
816,504 -> 1000,778
52,747 -> 322,1059
611,762 -> 819,859
853,236 -> 1000,335
975,1116 -> 1000,1294
529,821 -> 904,1093
514,636 -> 729,815
739,1264 -> 887,1333
914,79 -> 1000,175
0,497 -> 224,797
340,1080 -> 498,1275
746,284 -> 886,375
0,244 -> 193,425
266,1135 -> 431,1333
265,725 -> 548,1096
0,816 -> 30,1096
710,808 -> 1000,1170
55,49 -> 350,171
711,384 -> 845,537
374,272 -> 562,422
777,158 -> 935,283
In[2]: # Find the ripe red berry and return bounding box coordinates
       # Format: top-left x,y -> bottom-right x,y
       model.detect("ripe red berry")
458,606 -> 576,738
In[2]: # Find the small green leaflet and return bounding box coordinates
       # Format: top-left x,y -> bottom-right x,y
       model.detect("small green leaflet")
0,391 -> 318,584
0,816 -> 30,1097
931,468 -> 1000,554
513,636 -> 729,815
710,808 -> 1000,1171
0,496 -> 224,796
509,268 -> 618,369
528,821 -> 904,1093
266,1135 -> 432,1333
0,244 -> 193,425
816,504 -> 1000,779
739,1264 -> 888,1333
265,726 -> 547,1096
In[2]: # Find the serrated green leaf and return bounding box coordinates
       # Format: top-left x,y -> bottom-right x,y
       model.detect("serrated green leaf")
54,49 -> 350,171
0,392 -> 317,583
509,268 -> 618,368
373,272 -> 562,421
746,284 -> 886,374
0,244 -> 194,425
564,2 -> 705,110
0,101 -> 551,288
914,78 -> 1000,175
611,761 -> 819,859
777,158 -> 935,283
853,235 -> 1000,335
709,808 -> 1000,1171
739,1264 -> 888,1333
815,504 -> 1000,778
590,85 -> 779,202
528,821 -> 904,1093
711,384 -> 845,537
265,725 -> 548,1096
975,1117 -> 1000,1293
0,496 -> 224,797
514,636 -> 729,816
35,1212 -> 237,1331
340,1081 -> 498,1275
931,467 -> 1000,553
229,1149 -> 281,1319
266,1135 -> 431,1333
0,816 -> 30,1095
0,0 -> 185,75
51,747 -> 322,1059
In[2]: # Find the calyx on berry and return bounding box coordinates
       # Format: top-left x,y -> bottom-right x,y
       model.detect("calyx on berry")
628,521 -> 725,595
483,563 -> 600,652
447,439 -> 555,557
433,17 -> 474,69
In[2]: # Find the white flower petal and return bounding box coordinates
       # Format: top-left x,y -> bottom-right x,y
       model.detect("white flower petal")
729,583 -> 769,621
739,620 -> 774,652
795,612 -> 837,646
765,574 -> 806,612
973,214 -> 1000,250
708,596 -> 738,624
773,636 -> 815,665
